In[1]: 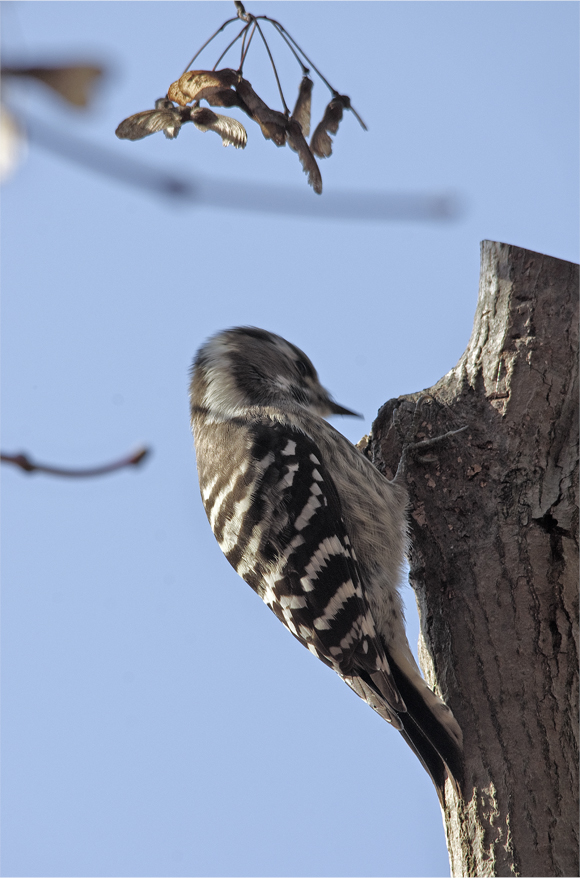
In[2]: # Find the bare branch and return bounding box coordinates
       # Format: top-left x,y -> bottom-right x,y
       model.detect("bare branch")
1,447 -> 150,478
25,113 -> 194,197
23,111 -> 462,218
1,64 -> 103,108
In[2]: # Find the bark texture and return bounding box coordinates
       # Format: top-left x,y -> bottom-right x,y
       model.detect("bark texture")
365,241 -> 578,877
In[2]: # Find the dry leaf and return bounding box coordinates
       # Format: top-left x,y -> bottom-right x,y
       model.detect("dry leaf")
3,64 -> 102,107
116,100 -> 185,141
291,76 -> 313,138
167,68 -> 239,106
310,95 -> 350,158
190,107 -> 247,149
235,77 -> 287,146
286,119 -> 322,194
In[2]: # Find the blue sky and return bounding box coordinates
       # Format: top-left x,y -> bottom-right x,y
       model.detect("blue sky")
1,3 -> 578,877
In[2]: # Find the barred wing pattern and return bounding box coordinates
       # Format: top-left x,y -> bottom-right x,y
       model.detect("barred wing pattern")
191,326 -> 463,803
197,417 -> 405,724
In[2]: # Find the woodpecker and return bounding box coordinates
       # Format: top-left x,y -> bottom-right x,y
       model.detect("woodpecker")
189,326 -> 462,802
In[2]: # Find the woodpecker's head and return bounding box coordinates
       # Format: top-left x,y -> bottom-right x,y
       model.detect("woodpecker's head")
190,326 -> 360,419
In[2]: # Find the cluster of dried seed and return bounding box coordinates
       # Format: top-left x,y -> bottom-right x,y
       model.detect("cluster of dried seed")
115,7 -> 365,194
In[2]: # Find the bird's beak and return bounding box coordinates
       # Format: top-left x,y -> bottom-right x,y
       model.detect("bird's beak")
328,399 -> 364,418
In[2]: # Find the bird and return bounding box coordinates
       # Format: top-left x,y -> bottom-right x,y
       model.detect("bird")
189,326 -> 463,803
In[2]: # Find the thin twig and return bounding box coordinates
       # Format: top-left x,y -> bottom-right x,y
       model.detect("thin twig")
1,447 -> 150,478
25,113 -> 195,198
25,109 -> 457,218
212,22 -> 249,71
181,16 -> 239,75
262,17 -> 335,94
253,18 -> 289,113
269,20 -> 309,75
346,104 -> 367,131
239,21 -> 250,67
26,109 -> 459,217
263,16 -> 367,129
239,21 -> 257,70
394,427 -> 467,481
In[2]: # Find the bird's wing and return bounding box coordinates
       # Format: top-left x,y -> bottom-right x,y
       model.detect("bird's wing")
224,418 -> 407,722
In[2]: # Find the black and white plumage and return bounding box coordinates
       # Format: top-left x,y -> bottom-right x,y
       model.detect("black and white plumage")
189,326 -> 463,802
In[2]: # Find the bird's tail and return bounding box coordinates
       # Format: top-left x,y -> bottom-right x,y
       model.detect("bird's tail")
344,648 -> 463,806
386,653 -> 463,805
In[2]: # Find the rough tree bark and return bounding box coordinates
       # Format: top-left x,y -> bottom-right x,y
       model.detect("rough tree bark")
364,241 -> 578,877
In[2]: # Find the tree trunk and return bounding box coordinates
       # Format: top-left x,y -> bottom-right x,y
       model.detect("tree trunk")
365,241 -> 578,877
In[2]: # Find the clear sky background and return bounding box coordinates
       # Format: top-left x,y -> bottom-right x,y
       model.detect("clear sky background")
1,3 -> 578,877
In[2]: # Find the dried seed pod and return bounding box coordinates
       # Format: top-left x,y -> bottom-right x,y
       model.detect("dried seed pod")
190,107 -> 247,149
291,76 -> 313,138
253,113 -> 287,147
115,100 -> 186,141
167,80 -> 190,107
235,77 -> 287,146
310,94 -> 350,158
193,86 -> 251,116
286,118 -> 322,194
167,68 -> 239,105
